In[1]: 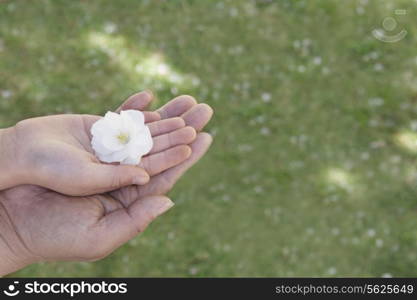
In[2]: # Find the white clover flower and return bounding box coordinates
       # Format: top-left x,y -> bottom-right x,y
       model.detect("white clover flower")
91,110 -> 153,165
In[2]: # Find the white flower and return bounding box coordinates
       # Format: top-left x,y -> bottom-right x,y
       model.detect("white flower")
91,110 -> 153,165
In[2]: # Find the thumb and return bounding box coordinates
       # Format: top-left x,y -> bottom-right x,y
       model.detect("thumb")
92,196 -> 174,257
86,163 -> 150,192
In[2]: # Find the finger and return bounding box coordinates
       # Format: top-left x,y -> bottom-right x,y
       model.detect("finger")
94,194 -> 124,214
157,95 -> 197,119
147,117 -> 185,137
150,126 -> 196,154
116,90 -> 154,113
138,133 -> 213,197
92,196 -> 174,258
116,91 -> 160,122
110,133 -> 212,206
81,163 -> 150,195
139,145 -> 192,176
182,103 -> 214,132
144,111 -> 161,123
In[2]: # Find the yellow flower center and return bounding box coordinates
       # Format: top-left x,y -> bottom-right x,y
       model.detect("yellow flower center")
117,132 -> 130,144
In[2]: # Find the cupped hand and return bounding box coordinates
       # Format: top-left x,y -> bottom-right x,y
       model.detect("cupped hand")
113,93 -> 214,200
3,92 -> 198,196
0,93 -> 213,275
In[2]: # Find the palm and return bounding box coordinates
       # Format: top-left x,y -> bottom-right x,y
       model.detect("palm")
2,183 -> 179,264
1,185 -> 111,261
14,111 -> 194,196
15,115 -> 99,185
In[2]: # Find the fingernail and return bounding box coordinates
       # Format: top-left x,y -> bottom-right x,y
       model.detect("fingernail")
155,199 -> 174,215
132,174 -> 149,185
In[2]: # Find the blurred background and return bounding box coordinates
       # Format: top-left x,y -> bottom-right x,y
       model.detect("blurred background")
1,0 -> 417,277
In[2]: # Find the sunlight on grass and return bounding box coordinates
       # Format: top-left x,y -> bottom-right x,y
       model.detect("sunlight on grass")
393,130 -> 417,154
402,71 -> 417,93
325,168 -> 354,191
135,53 -> 187,85
86,31 -> 194,88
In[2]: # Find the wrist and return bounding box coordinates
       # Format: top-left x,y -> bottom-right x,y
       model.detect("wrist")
0,239 -> 32,276
0,126 -> 23,190
0,195 -> 36,276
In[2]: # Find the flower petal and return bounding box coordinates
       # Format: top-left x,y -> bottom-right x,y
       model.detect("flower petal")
98,148 -> 130,163
121,110 -> 145,127
91,136 -> 114,155
101,134 -> 125,151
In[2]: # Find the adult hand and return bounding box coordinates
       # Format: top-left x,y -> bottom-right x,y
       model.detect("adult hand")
0,93 -> 213,276
0,92 -> 197,196
113,93 -> 213,200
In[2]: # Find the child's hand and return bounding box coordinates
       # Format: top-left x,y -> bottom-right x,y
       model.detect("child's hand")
0,93 -> 197,196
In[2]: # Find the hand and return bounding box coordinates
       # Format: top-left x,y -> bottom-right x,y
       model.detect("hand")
113,93 -> 214,200
0,92 -> 198,196
0,94 -> 213,276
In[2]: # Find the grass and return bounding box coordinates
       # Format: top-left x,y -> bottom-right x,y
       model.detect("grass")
2,0 -> 417,277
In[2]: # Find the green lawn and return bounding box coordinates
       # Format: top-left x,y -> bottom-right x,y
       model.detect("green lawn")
2,0 -> 417,277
